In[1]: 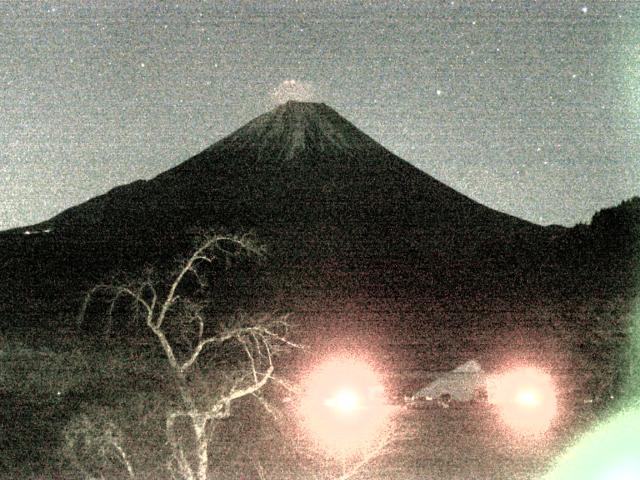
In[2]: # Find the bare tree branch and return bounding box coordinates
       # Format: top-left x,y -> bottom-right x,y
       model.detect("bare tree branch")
240,336 -> 259,383
74,232 -> 297,480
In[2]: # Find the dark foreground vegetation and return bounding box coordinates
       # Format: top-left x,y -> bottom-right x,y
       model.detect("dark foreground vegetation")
1,223 -> 635,478
0,331 -> 615,480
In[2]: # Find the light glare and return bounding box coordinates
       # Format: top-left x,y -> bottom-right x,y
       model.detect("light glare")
325,388 -> 360,413
489,366 -> 557,435
516,388 -> 541,407
298,355 -> 390,457
544,405 -> 640,479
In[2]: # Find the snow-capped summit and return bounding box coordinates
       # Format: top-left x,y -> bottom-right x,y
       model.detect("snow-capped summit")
219,101 -> 380,160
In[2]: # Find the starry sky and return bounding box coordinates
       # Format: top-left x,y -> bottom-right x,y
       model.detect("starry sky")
1,0 -> 639,229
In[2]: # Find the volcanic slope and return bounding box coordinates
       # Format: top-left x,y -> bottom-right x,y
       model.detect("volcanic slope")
1,101 -> 552,323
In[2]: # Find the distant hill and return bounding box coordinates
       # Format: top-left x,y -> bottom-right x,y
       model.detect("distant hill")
554,196 -> 640,297
0,102 -> 637,338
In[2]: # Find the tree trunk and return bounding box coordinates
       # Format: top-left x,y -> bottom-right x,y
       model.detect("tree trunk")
193,415 -> 209,480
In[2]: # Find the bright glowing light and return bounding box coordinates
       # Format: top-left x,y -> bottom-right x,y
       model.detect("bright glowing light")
488,366 -> 557,435
299,355 -> 391,457
544,405 -> 640,479
325,388 -> 360,413
516,388 -> 541,407
604,462 -> 640,480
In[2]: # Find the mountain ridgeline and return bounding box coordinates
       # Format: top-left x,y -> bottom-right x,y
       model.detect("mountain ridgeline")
0,101 -> 637,332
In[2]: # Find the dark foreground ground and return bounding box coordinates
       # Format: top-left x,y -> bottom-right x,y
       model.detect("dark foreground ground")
0,396 -> 605,479
237,402 -> 603,480
0,340 -> 607,480
371,406 -> 596,480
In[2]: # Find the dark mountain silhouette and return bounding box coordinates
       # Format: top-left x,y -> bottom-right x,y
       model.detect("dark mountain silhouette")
553,196 -> 640,297
29,101 -> 536,247
0,102 -> 636,335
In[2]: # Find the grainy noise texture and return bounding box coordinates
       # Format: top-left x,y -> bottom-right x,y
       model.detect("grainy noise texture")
1,0 -> 638,229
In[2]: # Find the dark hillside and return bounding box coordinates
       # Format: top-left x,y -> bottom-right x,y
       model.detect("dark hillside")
0,103 -> 636,336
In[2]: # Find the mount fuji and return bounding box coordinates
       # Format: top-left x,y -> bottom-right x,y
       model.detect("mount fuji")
0,101 -> 612,330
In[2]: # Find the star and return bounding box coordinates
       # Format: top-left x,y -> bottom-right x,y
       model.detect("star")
0,1 -> 635,229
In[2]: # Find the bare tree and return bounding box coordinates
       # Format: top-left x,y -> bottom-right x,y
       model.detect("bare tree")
63,409 -> 136,480
76,232 -> 299,480
280,415 -> 401,480
335,435 -> 396,480
329,419 -> 400,480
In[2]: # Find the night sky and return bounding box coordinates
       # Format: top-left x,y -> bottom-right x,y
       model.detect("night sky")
1,1 -> 639,230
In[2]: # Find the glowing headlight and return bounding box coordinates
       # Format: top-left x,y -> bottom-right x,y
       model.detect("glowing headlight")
298,355 -> 391,457
325,388 -> 360,413
489,366 -> 557,435
516,388 -> 541,407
